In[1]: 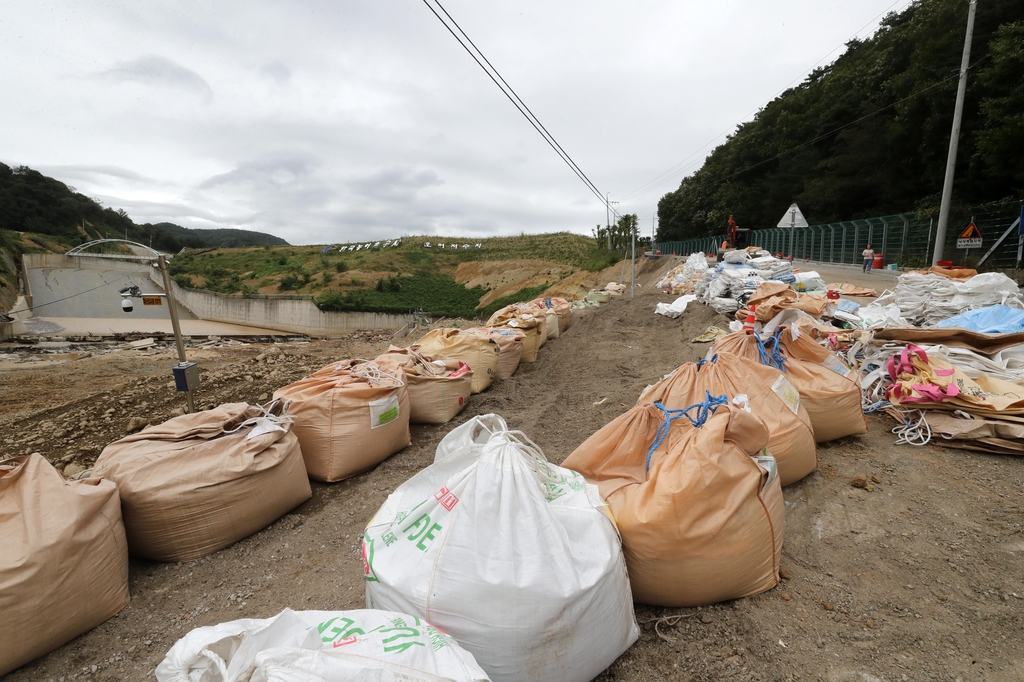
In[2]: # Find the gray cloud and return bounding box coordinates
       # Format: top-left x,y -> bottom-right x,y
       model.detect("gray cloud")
349,167 -> 444,203
259,61 -> 291,84
0,1 -> 902,244
99,55 -> 213,103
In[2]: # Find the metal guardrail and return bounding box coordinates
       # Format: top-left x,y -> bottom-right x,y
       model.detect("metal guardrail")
654,206 -> 1024,270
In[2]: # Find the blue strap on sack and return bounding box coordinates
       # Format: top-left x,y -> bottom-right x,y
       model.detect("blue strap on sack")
756,328 -> 787,371
696,355 -> 718,370
645,392 -> 729,471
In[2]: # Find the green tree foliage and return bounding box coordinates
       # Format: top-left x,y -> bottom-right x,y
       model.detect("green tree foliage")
0,163 -> 288,250
316,274 -> 486,318
657,0 -> 1024,241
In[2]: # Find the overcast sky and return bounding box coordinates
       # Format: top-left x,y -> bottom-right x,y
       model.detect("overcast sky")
1,0 -> 906,245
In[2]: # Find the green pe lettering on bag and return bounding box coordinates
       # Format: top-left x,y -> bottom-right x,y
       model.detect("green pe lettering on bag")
369,394 -> 401,429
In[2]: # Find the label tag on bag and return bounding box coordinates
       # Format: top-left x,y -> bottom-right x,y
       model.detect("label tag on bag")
771,375 -> 801,414
369,394 -> 400,429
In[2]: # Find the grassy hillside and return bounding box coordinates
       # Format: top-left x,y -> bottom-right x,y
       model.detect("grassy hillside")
168,232 -> 621,318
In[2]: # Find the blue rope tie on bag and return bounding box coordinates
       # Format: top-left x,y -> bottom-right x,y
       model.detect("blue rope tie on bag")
696,354 -> 718,370
645,392 -> 729,471
755,328 -> 787,371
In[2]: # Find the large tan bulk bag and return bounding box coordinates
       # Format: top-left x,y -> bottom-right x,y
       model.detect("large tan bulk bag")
639,353 -> 816,486
92,401 -> 312,561
375,345 -> 473,424
485,308 -> 544,362
463,327 -> 524,379
562,399 -> 784,607
1,455 -> 130,676
415,328 -> 500,392
713,329 -> 866,442
533,297 -> 571,333
275,360 -> 411,482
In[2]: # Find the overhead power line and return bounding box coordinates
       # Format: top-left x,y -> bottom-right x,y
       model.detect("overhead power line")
421,0 -> 619,219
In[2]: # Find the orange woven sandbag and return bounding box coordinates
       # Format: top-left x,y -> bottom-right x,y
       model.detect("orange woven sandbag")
275,359 -> 411,482
414,328 -> 500,392
713,329 -> 866,442
639,353 -> 816,486
462,327 -> 524,380
531,297 -> 571,333
93,401 -> 312,561
562,398 -> 783,607
484,308 -> 545,362
0,455 -> 130,676
375,346 -> 473,424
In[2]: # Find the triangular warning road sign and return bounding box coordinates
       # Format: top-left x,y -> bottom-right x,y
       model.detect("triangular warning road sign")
777,203 -> 809,228
959,222 -> 981,239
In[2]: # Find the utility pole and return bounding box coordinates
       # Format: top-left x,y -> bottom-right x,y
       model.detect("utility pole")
158,255 -> 195,413
605,192 -> 618,250
932,0 -> 978,266
631,216 -> 636,299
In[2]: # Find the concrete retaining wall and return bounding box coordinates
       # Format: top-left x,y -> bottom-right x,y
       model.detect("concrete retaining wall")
22,254 -> 412,338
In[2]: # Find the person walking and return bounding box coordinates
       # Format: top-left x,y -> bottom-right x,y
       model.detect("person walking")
862,244 -> 875,273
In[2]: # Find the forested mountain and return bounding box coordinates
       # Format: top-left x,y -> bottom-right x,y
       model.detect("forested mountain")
657,0 -> 1024,241
0,163 -> 288,251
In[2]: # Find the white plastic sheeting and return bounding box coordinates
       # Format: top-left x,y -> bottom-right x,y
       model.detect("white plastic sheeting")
156,608 -> 489,682
894,273 -> 1024,326
655,295 -> 697,318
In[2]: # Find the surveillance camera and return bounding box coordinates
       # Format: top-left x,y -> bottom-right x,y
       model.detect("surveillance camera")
121,298 -> 134,313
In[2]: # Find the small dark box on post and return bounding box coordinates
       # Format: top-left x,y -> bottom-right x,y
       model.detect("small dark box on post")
172,362 -> 200,392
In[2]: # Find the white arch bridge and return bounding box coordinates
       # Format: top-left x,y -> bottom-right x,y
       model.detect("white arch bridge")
65,239 -> 166,260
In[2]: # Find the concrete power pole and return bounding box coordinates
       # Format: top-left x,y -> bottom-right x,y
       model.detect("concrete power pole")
932,0 -> 978,266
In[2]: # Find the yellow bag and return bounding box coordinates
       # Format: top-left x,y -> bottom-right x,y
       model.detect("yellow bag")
375,346 -> 473,424
1,455 -> 130,676
414,328 -> 500,393
275,359 -> 411,482
563,398 -> 783,607
483,308 -> 544,362
639,353 -> 816,486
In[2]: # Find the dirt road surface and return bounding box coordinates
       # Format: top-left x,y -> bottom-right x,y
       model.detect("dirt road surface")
2,287 -> 1023,682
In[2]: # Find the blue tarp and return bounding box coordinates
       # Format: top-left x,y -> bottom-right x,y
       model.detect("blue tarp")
935,305 -> 1024,333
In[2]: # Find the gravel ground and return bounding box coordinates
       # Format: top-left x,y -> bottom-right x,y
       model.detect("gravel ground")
1,288 -> 1023,682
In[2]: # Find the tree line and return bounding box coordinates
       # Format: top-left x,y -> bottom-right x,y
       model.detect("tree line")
0,163 -> 288,251
657,0 -> 1024,242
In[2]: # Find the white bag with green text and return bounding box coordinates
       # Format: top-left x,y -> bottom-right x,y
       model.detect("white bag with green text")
156,607 -> 488,682
363,416 -> 639,682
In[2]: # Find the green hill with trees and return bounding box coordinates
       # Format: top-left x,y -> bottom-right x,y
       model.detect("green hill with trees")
0,163 -> 288,251
657,0 -> 1024,241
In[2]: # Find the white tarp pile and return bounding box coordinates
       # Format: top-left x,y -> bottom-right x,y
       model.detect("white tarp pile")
156,608 -> 489,682
892,272 -> 1024,326
657,252 -> 708,292
655,294 -> 696,318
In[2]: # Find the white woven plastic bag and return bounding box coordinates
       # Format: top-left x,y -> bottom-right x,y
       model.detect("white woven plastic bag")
156,608 -> 488,682
364,416 -> 638,682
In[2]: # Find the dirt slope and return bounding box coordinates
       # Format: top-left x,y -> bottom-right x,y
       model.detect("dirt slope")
1,288 -> 1023,681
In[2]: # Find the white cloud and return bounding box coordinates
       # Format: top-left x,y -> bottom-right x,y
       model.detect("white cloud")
0,0 -> 903,244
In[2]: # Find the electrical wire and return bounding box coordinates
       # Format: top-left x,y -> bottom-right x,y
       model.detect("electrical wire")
1,273 -> 131,317
421,0 -> 614,214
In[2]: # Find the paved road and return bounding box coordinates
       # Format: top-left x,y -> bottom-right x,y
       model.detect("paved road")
797,261 -> 900,293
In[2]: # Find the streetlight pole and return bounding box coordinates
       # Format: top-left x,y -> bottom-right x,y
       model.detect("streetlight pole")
157,255 -> 195,413
932,0 -> 978,266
